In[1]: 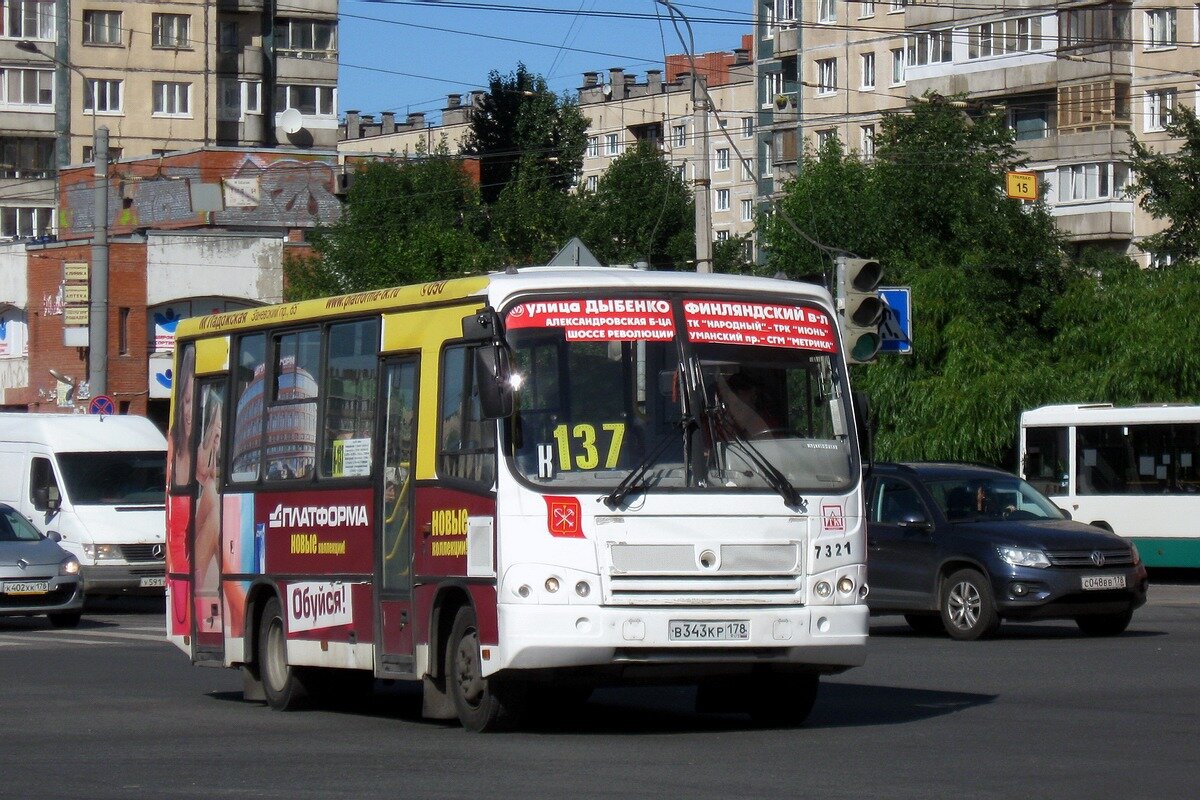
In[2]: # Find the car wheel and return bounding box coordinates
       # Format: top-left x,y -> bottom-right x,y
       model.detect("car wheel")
904,613 -> 945,635
940,569 -> 1000,641
446,605 -> 525,732
258,596 -> 310,711
746,672 -> 820,727
48,611 -> 82,629
1075,608 -> 1133,637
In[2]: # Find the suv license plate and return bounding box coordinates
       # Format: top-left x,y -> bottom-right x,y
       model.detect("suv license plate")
1082,575 -> 1126,591
3,581 -> 50,595
139,577 -> 166,588
668,621 -> 750,641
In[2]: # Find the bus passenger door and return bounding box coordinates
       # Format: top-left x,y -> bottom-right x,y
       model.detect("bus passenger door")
376,358 -> 419,676
191,379 -> 227,659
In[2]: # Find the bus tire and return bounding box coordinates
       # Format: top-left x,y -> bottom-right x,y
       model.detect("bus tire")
940,569 -> 1000,641
1075,608 -> 1133,637
747,672 -> 819,727
446,605 -> 524,732
258,596 -> 310,711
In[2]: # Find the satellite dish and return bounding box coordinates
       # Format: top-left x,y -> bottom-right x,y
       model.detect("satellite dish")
602,84 -> 612,97
280,107 -> 304,134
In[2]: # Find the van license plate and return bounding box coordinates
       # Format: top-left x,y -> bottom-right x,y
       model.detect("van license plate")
3,581 -> 50,595
668,620 -> 750,641
139,577 -> 166,588
1082,575 -> 1126,590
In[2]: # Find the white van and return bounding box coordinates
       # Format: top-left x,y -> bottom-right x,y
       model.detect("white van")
0,414 -> 167,595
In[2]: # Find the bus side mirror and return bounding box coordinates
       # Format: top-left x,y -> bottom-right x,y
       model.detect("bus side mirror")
475,344 -> 515,419
853,391 -> 873,473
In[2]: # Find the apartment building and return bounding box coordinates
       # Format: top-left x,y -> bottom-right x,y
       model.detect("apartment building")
340,42 -> 760,248
0,0 -> 338,242
755,0 -> 1195,264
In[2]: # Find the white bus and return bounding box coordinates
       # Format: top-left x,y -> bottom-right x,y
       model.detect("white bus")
166,267 -> 871,731
1020,403 -> 1200,568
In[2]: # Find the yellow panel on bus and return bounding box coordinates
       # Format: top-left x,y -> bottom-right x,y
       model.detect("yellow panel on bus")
195,336 -> 230,375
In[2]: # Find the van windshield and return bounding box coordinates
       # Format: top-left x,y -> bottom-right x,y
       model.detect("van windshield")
56,452 -> 166,505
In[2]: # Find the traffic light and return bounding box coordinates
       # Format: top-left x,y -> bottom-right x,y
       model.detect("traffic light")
836,256 -> 883,364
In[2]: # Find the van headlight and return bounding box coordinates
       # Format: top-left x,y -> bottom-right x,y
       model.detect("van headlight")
60,557 -> 81,576
82,543 -> 122,560
998,546 -> 1050,569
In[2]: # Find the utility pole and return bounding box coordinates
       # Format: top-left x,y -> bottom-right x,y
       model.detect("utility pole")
692,73 -> 713,273
90,126 -> 109,395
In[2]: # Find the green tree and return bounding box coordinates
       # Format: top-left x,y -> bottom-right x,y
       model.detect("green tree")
488,156 -> 582,266
581,140 -> 694,269
286,152 -> 490,300
464,64 -> 589,204
714,233 -> 756,275
1126,104 -> 1200,264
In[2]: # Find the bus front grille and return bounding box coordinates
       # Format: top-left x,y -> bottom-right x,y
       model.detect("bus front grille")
606,574 -> 803,605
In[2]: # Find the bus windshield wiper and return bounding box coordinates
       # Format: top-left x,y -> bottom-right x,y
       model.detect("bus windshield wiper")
709,409 -> 802,509
603,417 -> 693,509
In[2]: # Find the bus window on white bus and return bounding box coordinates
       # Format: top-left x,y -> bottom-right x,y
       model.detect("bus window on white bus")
1022,425 -> 1067,496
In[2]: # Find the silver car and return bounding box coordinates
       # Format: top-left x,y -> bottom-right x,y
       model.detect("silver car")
0,502 -> 84,628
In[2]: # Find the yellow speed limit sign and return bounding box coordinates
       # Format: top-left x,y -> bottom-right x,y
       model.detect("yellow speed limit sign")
1006,171 -> 1038,201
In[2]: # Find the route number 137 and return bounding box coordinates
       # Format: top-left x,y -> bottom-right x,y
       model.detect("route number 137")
552,423 -> 626,470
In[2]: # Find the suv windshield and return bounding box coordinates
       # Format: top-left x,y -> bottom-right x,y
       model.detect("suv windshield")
56,452 -> 166,505
504,294 -> 855,494
925,476 -> 1065,522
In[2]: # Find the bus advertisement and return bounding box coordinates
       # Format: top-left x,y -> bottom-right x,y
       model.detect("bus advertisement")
165,268 -> 870,730
1021,403 -> 1200,568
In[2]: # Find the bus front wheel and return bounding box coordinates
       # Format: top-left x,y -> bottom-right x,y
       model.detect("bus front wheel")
258,596 -> 310,711
446,605 -> 524,732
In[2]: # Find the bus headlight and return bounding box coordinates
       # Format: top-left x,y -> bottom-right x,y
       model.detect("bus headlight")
815,581 -> 833,598
544,577 -> 560,593
575,581 -> 590,597
837,576 -> 855,595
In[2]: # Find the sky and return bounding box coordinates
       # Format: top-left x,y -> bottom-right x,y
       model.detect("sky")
337,1 -> 750,120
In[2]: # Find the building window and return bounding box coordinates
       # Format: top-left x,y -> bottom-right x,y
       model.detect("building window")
218,20 -> 238,50
889,0 -> 904,12
777,0 -> 796,24
741,158 -> 754,181
0,67 -> 52,107
1011,103 -> 1049,140
84,78 -> 122,113
1146,9 -> 1177,48
816,128 -> 837,150
585,175 -> 598,192
715,188 -> 730,211
587,136 -> 598,157
1148,251 -> 1174,268
816,58 -> 837,96
81,145 -> 122,163
818,0 -> 836,23
119,308 -> 130,356
715,229 -> 730,242
604,132 -> 619,155
1058,81 -> 1130,131
891,48 -> 905,85
670,124 -> 686,148
1056,162 -> 1128,202
0,136 -> 54,178
276,84 -> 335,116
151,13 -> 190,48
860,124 -> 876,160
858,1 -> 875,18
244,81 -> 261,114
715,148 -> 730,171
675,163 -> 686,183
906,29 -> 952,67
1146,89 -> 1175,131
761,141 -> 772,176
82,10 -> 121,45
218,79 -> 241,121
1060,4 -> 1132,51
4,0 -> 54,39
275,17 -> 337,57
741,198 -> 754,222
860,52 -> 876,89
0,205 -> 53,239
763,71 -> 783,106
741,117 -> 753,138
968,16 -> 1043,58
152,81 -> 191,116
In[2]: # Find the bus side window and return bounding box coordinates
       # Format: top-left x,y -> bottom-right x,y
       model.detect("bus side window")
439,344 -> 496,489
321,318 -> 379,479
1024,426 -> 1068,496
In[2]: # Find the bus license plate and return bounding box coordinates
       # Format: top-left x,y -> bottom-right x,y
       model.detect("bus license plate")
668,620 -> 750,641
1082,575 -> 1126,591
139,577 -> 166,588
3,581 -> 50,595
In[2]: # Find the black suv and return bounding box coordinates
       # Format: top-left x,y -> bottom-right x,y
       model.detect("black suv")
866,462 -> 1148,640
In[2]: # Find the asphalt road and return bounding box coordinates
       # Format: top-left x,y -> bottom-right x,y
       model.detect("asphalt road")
1,582 -> 1197,800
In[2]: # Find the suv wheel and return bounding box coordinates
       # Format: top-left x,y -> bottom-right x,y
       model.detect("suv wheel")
940,569 -> 1000,641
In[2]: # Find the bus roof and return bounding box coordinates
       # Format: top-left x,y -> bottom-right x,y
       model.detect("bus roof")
1022,403 -> 1200,426
0,414 -> 166,452
174,268 -> 834,340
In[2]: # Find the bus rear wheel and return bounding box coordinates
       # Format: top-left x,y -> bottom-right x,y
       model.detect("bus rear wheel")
258,596 -> 311,711
446,605 -> 524,732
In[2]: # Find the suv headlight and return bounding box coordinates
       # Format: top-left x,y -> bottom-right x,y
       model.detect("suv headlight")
59,556 -> 81,576
998,546 -> 1050,569
1129,542 -> 1141,566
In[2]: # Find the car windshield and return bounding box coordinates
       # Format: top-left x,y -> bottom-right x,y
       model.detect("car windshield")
925,476 -> 1065,522
504,294 -> 854,494
0,506 -> 42,542
56,452 -> 166,505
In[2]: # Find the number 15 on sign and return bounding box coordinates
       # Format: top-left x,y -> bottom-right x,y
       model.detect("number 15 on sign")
1006,171 -> 1038,201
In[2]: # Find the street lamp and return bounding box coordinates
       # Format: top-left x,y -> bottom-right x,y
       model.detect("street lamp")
16,39 -> 111,397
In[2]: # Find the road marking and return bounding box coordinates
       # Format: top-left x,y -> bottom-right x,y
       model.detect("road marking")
0,634 -> 107,646
61,629 -> 167,643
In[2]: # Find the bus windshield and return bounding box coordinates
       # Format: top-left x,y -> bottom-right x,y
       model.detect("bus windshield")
56,451 -> 167,506
503,294 -> 855,494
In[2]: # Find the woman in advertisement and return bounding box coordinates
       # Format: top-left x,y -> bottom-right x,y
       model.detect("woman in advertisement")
194,386 -> 223,631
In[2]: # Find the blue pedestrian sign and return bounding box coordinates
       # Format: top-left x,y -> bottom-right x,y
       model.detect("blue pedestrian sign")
89,394 -> 115,415
879,287 -> 912,355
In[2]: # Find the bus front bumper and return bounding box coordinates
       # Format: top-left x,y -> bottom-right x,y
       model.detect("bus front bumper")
490,603 -> 868,677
